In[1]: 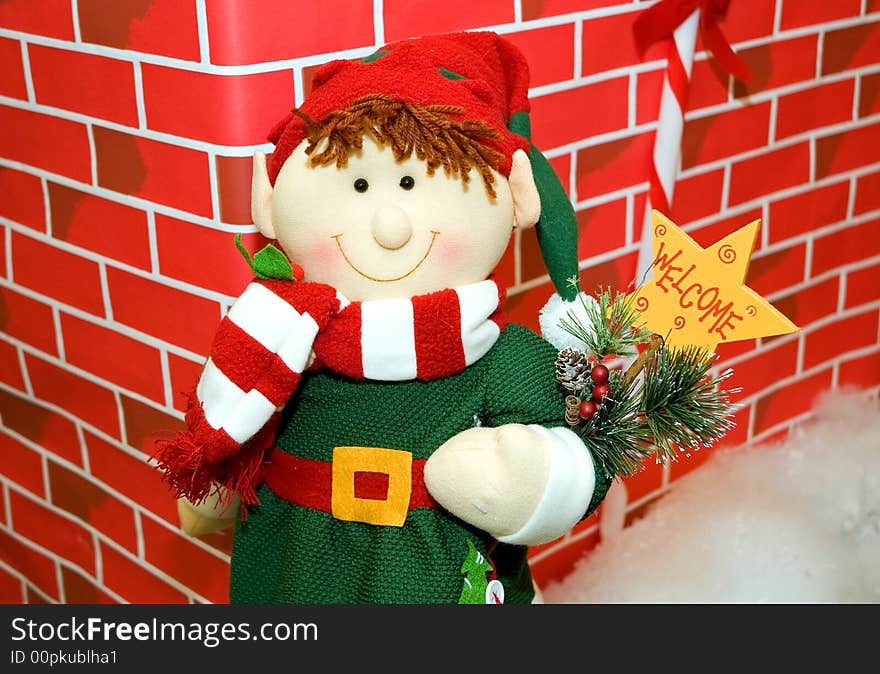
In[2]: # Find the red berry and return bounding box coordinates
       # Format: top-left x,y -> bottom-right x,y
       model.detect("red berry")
590,364 -> 609,384
592,383 -> 611,403
578,401 -> 598,420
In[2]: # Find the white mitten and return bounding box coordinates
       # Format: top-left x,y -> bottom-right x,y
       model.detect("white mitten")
424,423 -> 595,546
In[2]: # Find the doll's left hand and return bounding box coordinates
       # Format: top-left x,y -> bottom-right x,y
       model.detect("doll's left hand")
423,423 -> 552,539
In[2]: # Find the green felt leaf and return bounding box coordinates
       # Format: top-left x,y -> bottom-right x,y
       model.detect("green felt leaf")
235,233 -> 294,281
438,67 -> 465,80
361,50 -> 388,63
253,245 -> 294,280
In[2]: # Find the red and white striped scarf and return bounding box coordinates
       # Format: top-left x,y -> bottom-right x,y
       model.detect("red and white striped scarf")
155,278 -> 506,506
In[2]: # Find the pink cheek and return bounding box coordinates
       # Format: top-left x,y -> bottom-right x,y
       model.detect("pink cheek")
301,239 -> 340,274
437,239 -> 466,265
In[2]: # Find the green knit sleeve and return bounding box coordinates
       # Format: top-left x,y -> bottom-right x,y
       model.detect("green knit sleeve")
481,324 -> 612,516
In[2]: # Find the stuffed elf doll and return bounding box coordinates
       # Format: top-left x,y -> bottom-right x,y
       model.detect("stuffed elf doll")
156,31 -> 612,604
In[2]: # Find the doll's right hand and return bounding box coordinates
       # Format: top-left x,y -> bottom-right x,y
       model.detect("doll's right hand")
178,487 -> 240,537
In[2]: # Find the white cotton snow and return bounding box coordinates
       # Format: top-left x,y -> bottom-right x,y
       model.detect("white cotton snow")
544,391 -> 880,603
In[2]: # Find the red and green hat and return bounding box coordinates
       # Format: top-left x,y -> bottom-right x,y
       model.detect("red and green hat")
267,31 -> 579,301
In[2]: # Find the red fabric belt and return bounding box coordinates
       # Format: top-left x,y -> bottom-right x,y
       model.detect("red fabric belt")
262,447 -> 438,514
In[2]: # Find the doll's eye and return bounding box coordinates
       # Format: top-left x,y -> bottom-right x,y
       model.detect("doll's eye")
399,175 -> 415,190
353,178 -> 369,193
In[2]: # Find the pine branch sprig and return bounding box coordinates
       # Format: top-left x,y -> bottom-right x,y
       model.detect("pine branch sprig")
640,345 -> 737,463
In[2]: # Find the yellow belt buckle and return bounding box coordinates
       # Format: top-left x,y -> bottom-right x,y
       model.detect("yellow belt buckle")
331,446 -> 413,527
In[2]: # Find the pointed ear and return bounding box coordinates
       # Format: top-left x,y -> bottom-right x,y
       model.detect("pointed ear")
251,151 -> 276,239
509,149 -> 540,230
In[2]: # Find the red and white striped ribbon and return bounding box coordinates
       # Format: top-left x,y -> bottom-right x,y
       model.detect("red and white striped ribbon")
636,8 -> 702,281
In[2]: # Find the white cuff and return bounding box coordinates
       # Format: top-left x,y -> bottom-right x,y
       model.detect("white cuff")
496,425 -> 595,546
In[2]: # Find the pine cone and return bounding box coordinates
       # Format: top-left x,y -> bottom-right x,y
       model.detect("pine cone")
555,348 -> 591,392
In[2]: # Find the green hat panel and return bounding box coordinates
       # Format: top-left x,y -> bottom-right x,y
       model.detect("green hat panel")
508,111 -> 580,301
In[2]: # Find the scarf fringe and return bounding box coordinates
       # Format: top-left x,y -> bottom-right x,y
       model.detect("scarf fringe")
153,391 -> 281,510
154,430 -> 273,511
154,431 -> 218,505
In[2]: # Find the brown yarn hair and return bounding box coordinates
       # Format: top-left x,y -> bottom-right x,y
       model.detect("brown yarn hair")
291,94 -> 505,198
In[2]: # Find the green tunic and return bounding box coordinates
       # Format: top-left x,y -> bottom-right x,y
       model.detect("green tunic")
230,324 -> 611,604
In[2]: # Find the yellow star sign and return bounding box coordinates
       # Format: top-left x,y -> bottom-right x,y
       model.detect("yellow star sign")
627,211 -> 799,352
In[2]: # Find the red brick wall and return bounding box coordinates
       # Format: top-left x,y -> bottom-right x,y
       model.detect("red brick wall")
0,1 -> 878,604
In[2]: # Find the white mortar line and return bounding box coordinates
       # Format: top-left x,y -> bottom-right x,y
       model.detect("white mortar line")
796,330 -> 805,374
70,0 -> 82,42
159,349 -> 174,410
803,237 -> 814,280
567,150 -> 578,203
51,306 -> 65,360
97,261 -> 113,319
627,71 -> 637,128
40,176 -> 52,235
76,423 -> 89,473
93,531 -> 103,583
3,482 -> 11,528
55,562 -> 65,603
293,66 -> 304,108
4,218 -> 12,280
855,71 -> 866,121
19,40 -> 35,103
816,29 -> 825,78
768,95 -> 778,144
134,509 -> 145,559
373,0 -> 385,45
113,389 -> 128,447
195,0 -> 211,64
573,18 -> 582,79
146,210 -> 160,274
85,123 -> 98,186
207,151 -> 220,222
847,175 -> 858,220
133,60 -> 147,130
16,347 -> 33,396
625,193 -> 634,246
809,136 -> 817,183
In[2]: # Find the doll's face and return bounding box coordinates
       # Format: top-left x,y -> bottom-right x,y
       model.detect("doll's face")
267,135 -> 519,301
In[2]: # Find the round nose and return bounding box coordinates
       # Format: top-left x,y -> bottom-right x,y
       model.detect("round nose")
371,205 -> 413,250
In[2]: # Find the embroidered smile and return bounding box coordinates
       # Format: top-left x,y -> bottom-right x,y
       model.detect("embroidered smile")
332,231 -> 440,282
